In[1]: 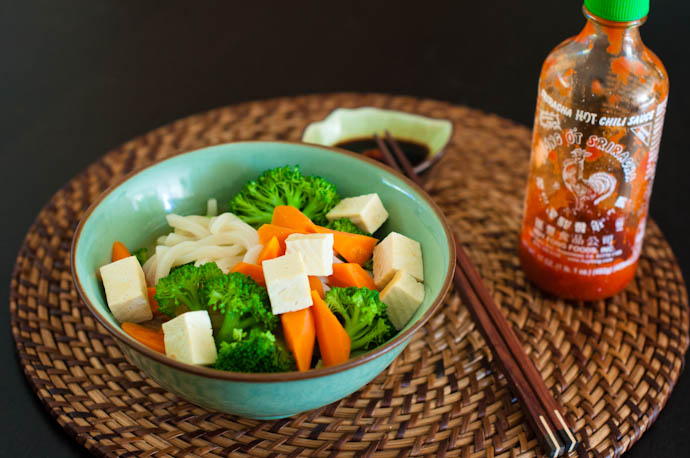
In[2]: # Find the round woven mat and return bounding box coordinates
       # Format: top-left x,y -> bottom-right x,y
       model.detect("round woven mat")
10,93 -> 689,458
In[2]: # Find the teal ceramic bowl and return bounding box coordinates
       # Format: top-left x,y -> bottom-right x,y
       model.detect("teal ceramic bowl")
71,141 -> 455,419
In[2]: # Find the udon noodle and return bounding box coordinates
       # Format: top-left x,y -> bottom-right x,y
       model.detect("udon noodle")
143,200 -> 261,284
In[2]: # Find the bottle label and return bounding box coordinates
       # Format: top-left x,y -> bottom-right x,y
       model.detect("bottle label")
523,90 -> 667,277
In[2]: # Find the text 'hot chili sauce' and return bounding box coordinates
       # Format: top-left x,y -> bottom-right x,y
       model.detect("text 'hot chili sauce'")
519,0 -> 668,300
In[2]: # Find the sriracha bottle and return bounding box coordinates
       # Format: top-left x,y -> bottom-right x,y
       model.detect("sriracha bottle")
519,0 -> 668,300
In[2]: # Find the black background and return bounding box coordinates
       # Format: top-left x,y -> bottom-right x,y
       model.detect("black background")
2,1 -> 689,456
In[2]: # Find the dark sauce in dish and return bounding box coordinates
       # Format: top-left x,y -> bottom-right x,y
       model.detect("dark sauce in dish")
335,137 -> 430,166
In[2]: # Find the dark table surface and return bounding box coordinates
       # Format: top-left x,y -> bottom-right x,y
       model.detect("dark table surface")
2,1 -> 689,456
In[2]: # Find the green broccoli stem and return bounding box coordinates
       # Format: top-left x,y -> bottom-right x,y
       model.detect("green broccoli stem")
300,199 -> 323,222
182,290 -> 205,312
343,304 -> 370,342
351,334 -> 376,351
282,188 -> 305,209
350,323 -> 388,351
238,213 -> 272,226
216,313 -> 259,344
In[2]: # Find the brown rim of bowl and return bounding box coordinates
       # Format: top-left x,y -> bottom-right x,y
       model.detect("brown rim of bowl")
71,140 -> 456,383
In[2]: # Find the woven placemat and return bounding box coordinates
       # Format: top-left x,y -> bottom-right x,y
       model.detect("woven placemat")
10,93 -> 689,458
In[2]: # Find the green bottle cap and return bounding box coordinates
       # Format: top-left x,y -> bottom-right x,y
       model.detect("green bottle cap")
584,0 -> 649,21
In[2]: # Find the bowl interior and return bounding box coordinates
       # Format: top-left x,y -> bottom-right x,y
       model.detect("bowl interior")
73,141 -> 453,374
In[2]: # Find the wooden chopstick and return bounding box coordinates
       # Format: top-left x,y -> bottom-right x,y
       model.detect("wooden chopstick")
374,134 -> 403,174
455,241 -> 577,454
377,130 -> 577,456
382,130 -> 575,454
383,131 -> 418,179
378,132 -> 563,456
452,262 -> 563,458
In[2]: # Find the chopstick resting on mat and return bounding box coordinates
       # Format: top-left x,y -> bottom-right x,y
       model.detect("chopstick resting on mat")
374,131 -> 577,458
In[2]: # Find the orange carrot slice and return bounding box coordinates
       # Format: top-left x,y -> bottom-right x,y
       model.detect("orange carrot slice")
231,262 -> 266,286
271,205 -> 317,233
257,224 -> 301,252
147,286 -> 161,315
256,236 -> 283,264
281,307 -> 316,372
313,226 -> 377,265
328,263 -> 377,290
308,276 -> 325,298
121,322 -> 165,354
111,241 -> 131,262
311,290 -> 350,367
269,206 -> 378,265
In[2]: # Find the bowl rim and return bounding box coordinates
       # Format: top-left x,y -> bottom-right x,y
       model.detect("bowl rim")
71,140 -> 456,383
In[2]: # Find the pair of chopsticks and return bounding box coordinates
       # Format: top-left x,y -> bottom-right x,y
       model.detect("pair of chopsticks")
374,131 -> 577,458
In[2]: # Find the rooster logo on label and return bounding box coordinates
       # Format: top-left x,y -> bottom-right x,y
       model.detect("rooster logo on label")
562,148 -> 617,211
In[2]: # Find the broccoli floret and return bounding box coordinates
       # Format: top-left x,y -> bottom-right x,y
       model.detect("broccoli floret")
154,262 -> 224,317
325,286 -> 396,352
326,217 -> 371,236
228,165 -> 341,227
202,272 -> 277,344
215,329 -> 296,373
132,247 -> 148,266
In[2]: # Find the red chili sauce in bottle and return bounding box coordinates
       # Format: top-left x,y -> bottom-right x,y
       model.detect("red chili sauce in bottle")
519,0 -> 668,300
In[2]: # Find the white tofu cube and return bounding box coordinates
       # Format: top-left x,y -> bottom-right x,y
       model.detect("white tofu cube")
262,252 -> 312,314
380,271 -> 425,330
373,232 -> 423,289
99,255 -> 153,323
326,193 -> 389,234
285,233 -> 334,276
162,310 -> 217,365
